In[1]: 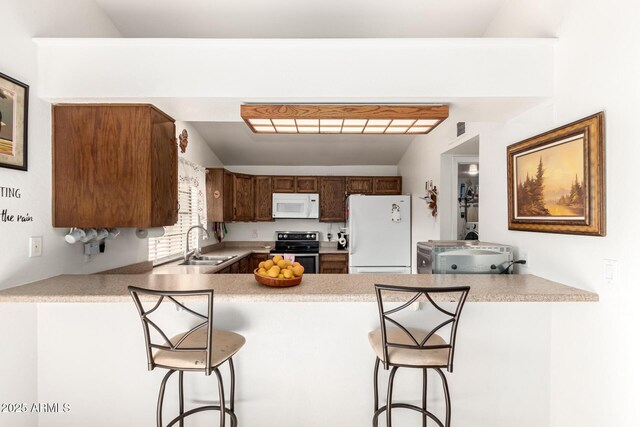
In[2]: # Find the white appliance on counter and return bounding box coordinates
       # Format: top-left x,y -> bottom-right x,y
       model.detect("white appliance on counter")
347,195 -> 411,274
272,193 -> 319,219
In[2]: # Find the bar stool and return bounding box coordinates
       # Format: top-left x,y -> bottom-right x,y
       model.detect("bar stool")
369,284 -> 470,427
129,286 -> 245,427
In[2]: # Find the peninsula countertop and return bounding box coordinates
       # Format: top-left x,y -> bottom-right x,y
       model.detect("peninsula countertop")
0,273 -> 598,303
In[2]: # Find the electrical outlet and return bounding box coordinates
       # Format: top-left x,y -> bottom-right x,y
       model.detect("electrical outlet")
251,229 -> 258,239
29,236 -> 43,257
520,251 -> 529,268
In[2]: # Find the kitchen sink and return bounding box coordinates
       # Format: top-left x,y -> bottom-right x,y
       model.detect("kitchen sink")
178,255 -> 237,266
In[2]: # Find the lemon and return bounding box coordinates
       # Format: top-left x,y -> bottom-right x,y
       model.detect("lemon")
283,269 -> 293,279
292,261 -> 301,267
277,260 -> 286,269
264,260 -> 274,270
259,261 -> 265,269
292,265 -> 304,277
258,268 -> 267,275
267,268 -> 279,278
272,255 -> 284,264
284,260 -> 291,267
278,274 -> 284,279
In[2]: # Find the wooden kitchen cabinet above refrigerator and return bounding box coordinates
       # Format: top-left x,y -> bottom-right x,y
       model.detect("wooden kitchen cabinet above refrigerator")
52,104 -> 178,228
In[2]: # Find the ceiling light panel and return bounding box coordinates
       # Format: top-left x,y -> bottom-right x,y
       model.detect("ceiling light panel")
241,105 -> 448,134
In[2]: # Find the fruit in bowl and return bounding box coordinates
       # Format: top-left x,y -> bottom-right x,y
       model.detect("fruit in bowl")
254,255 -> 304,287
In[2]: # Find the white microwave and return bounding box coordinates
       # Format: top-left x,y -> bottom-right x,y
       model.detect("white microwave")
272,193 -> 319,219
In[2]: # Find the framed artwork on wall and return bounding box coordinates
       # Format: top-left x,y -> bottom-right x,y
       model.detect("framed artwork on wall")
507,112 -> 605,236
0,72 -> 29,171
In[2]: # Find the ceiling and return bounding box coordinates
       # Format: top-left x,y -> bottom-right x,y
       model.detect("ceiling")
93,0 -> 508,38
84,0 -> 543,166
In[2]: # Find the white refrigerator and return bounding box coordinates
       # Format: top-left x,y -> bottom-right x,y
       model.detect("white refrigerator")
347,195 -> 412,274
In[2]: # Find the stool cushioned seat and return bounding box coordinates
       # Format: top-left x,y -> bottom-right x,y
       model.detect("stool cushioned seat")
154,328 -> 245,370
368,327 -> 449,367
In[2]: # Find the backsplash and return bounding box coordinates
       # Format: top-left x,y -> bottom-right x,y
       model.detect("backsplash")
223,219 -> 345,242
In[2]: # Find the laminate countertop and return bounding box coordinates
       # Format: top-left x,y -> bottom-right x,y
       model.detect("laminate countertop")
0,273 -> 598,303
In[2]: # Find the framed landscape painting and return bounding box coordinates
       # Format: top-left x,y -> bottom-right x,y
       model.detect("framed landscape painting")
0,72 -> 29,171
507,112 -> 605,236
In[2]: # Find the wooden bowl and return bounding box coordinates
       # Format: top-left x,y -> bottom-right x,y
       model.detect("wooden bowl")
253,269 -> 302,287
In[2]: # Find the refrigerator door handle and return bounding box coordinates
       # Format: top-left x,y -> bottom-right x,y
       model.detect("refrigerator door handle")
349,221 -> 355,255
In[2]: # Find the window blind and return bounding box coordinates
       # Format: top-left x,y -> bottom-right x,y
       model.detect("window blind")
148,184 -> 201,264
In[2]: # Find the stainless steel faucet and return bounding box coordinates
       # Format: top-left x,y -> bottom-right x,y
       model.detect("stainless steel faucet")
184,225 -> 211,262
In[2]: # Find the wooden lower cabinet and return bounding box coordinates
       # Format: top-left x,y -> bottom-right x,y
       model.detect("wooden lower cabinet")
239,255 -> 251,273
319,253 -> 349,274
213,254 -> 260,274
250,253 -> 269,271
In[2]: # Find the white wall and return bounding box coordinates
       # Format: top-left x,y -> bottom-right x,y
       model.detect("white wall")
485,1 -> 640,425
0,1 -> 125,291
223,165 -> 397,241
398,1 -> 640,425
0,7 -> 226,290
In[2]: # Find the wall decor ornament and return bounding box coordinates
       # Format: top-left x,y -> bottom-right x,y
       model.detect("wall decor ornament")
507,112 -> 605,236
179,129 -> 188,153
0,72 -> 29,171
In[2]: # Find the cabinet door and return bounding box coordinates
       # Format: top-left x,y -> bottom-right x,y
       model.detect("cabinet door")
319,254 -> 349,274
239,256 -> 250,273
254,176 -> 273,221
223,171 -> 234,221
206,169 -> 225,222
373,177 -> 402,195
229,260 -> 240,274
346,177 -> 373,195
233,174 -> 255,221
296,176 -> 318,193
273,176 -> 296,193
150,109 -> 178,226
53,105 -> 152,228
250,253 -> 269,271
319,177 -> 346,222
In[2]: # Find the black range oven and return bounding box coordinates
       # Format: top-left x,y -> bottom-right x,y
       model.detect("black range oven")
269,231 -> 320,274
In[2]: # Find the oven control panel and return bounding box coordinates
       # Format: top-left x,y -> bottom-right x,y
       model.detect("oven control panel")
276,231 -> 319,241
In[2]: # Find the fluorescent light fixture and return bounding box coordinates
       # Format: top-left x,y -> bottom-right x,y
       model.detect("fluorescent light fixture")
241,104 -> 449,134
468,164 -> 479,175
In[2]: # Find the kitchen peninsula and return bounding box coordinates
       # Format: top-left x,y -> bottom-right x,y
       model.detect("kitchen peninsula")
0,273 -> 595,427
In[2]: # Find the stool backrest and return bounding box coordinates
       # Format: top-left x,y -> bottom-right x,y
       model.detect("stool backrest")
374,284 -> 470,371
128,286 -> 215,375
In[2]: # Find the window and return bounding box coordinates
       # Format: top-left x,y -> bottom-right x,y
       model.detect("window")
148,158 -> 207,265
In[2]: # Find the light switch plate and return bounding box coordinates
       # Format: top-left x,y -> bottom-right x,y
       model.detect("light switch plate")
29,236 -> 43,257
603,259 -> 619,285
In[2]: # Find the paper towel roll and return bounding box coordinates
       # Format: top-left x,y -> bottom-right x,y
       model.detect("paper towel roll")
467,206 -> 479,222
136,227 -> 165,239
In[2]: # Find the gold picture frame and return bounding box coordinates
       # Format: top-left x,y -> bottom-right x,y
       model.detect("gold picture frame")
0,72 -> 29,171
507,112 -> 605,236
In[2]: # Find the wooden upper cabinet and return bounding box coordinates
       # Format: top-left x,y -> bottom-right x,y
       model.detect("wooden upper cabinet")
346,177 -> 374,195
52,104 -> 177,228
296,176 -> 318,193
373,177 -> 402,195
207,169 -> 254,222
254,176 -> 273,221
272,176 -> 296,193
319,177 -> 346,222
233,173 -> 255,221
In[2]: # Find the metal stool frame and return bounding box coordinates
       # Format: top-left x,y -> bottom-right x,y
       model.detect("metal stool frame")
372,284 -> 470,427
129,286 -> 238,427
